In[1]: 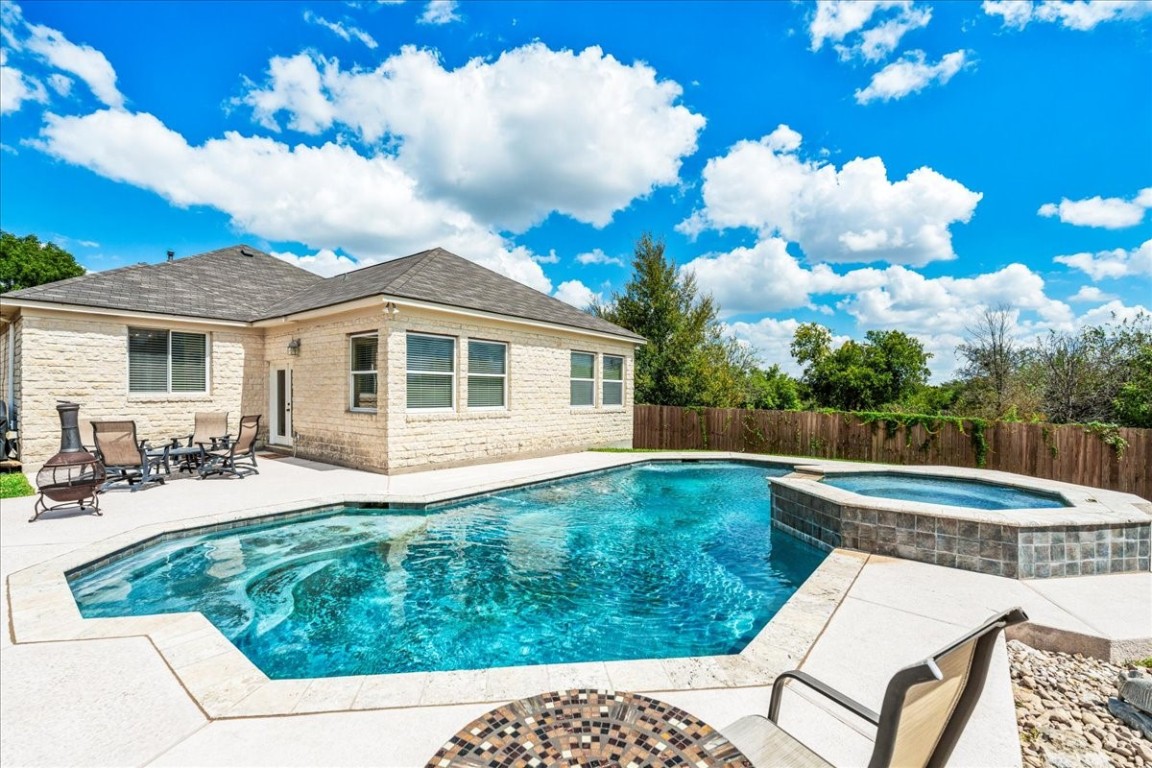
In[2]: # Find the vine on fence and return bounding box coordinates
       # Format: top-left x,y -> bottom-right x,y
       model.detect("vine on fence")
850,411 -> 990,467
644,406 -> 1128,469
1082,422 -> 1128,459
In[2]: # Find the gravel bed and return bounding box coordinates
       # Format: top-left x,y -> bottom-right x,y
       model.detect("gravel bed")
1009,640 -> 1152,768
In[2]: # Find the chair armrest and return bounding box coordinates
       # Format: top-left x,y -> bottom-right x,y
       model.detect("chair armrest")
769,670 -> 880,726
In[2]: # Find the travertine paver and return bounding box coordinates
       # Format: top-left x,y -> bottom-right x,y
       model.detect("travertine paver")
0,637 -> 206,767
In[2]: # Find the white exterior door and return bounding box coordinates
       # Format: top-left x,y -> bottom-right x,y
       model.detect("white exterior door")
270,366 -> 293,447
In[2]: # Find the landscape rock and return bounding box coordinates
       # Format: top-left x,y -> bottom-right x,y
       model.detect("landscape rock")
1010,640 -> 1149,768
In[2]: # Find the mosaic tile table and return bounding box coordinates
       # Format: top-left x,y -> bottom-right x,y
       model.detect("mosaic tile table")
427,688 -> 752,767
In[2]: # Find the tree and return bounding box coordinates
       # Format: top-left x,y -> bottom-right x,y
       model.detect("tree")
1113,344 -> 1152,428
0,231 -> 86,292
744,365 -> 802,411
790,323 -> 931,411
594,233 -> 753,407
1033,313 -> 1151,424
956,305 -> 1026,418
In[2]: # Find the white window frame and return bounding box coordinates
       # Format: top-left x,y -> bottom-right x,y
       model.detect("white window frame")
406,332 -> 456,411
570,350 -> 596,408
127,327 -> 210,394
602,354 -> 624,407
467,339 -> 508,411
348,333 -> 379,412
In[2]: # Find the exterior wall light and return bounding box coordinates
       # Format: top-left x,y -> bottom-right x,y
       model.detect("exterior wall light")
287,338 -> 301,356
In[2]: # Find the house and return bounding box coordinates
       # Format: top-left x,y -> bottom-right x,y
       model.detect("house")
0,245 -> 643,472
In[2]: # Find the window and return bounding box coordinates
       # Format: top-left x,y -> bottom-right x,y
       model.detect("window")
349,334 -> 378,411
603,355 -> 624,406
468,340 -> 507,409
407,333 -> 455,409
570,351 -> 595,407
129,328 -> 207,393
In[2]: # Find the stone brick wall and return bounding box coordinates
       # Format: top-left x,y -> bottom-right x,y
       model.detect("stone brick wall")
15,311 -> 263,469
12,302 -> 637,473
262,308 -> 389,471
382,307 -> 635,472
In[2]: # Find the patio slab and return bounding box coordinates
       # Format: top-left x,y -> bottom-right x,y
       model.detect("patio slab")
0,637 -> 206,767
1,450 -> 1145,765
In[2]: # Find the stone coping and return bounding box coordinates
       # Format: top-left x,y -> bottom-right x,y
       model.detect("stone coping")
779,463 -> 1152,527
5,453 -> 865,720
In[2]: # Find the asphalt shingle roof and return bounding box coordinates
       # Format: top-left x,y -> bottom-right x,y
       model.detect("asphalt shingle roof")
4,245 -> 325,322
260,248 -> 644,341
6,245 -> 644,342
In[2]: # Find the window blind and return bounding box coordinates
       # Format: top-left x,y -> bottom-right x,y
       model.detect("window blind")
570,351 -> 595,407
171,332 -> 207,392
129,329 -> 168,392
468,340 -> 506,408
128,328 -> 208,393
350,335 -> 378,410
603,355 -> 623,406
408,333 -> 455,408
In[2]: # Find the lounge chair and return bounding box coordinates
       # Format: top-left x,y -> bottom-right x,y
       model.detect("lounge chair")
168,411 -> 228,472
91,420 -> 167,492
198,414 -> 260,479
723,606 -> 1028,768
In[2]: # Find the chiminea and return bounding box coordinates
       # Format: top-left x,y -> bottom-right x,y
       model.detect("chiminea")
32,401 -> 105,522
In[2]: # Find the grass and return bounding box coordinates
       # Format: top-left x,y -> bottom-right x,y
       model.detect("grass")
1133,657 -> 1152,669
0,472 -> 34,499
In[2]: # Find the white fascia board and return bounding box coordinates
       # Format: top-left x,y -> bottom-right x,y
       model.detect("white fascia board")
258,295 -> 647,346
0,299 -> 252,329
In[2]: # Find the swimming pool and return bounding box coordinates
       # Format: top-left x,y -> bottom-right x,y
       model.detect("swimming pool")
69,462 -> 825,678
821,473 -> 1069,510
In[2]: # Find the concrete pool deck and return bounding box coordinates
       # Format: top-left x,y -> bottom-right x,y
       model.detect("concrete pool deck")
2,451 -> 1149,767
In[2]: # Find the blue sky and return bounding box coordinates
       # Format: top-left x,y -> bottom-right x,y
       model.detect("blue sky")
1,0 -> 1149,379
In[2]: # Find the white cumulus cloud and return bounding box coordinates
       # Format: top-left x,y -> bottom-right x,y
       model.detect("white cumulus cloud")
983,0 -> 1152,30
1054,240 -> 1152,280
271,248 -> 376,277
679,125 -> 981,266
809,0 -> 931,61
576,249 -> 625,267
24,21 -> 123,108
240,44 -> 705,232
1068,285 -> 1116,303
420,0 -> 460,24
1038,188 -> 1152,228
34,108 -> 554,292
0,50 -> 47,114
303,11 -> 378,49
553,280 -> 601,308
855,49 -> 971,104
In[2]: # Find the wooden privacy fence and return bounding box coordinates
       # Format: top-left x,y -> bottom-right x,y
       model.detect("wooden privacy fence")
633,405 -> 1152,501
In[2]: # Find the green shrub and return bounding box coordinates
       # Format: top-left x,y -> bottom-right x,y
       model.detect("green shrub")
0,473 -> 34,499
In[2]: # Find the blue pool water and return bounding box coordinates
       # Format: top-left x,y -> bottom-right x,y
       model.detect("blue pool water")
822,473 -> 1068,510
69,462 -> 825,678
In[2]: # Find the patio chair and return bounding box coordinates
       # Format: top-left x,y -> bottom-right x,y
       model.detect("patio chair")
198,414 -> 261,479
168,411 -> 228,473
91,420 -> 167,492
723,606 -> 1028,768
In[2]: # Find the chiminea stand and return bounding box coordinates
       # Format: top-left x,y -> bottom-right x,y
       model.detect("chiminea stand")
32,401 -> 106,522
